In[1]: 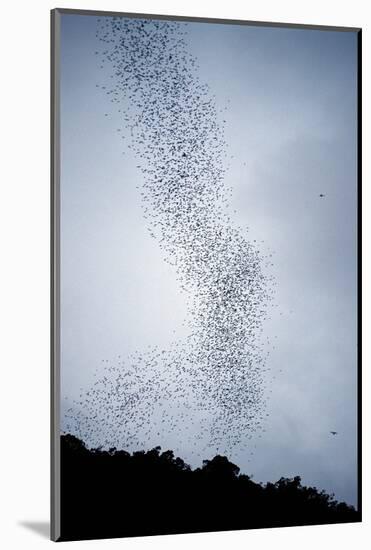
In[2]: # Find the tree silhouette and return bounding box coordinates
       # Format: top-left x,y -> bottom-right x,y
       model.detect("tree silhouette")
59,434 -> 360,541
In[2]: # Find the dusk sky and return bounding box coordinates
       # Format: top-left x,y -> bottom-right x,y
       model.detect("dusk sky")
59,13 -> 358,506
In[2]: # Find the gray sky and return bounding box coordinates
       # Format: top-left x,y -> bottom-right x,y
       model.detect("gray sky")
60,14 -> 358,506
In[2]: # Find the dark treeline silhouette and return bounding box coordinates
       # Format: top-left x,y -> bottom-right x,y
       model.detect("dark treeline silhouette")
59,434 -> 360,541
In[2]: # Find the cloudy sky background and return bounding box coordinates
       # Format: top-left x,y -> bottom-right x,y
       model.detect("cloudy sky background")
60,14 -> 358,505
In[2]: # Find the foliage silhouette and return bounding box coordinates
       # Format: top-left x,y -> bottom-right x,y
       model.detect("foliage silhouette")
59,434 -> 359,541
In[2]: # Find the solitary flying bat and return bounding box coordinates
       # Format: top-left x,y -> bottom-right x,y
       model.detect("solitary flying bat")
330,431 -> 338,435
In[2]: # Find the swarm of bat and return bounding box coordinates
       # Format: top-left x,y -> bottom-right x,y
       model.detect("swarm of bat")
63,17 -> 275,463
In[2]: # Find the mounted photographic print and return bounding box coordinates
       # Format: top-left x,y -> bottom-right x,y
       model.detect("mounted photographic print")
51,8 -> 361,542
